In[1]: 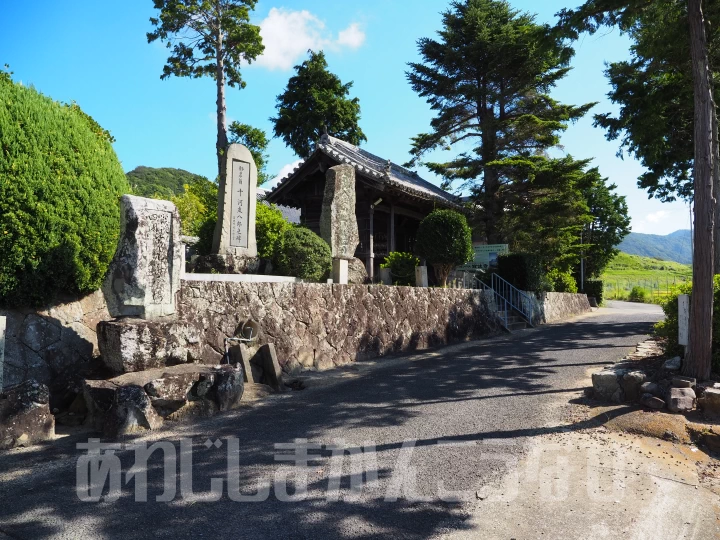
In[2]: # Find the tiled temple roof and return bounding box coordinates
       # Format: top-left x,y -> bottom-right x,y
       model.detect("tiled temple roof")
268,135 -> 462,208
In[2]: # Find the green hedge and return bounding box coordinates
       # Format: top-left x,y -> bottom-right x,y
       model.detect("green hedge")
380,252 -> 419,286
274,227 -> 331,282
0,70 -> 128,306
547,269 -> 578,293
583,280 -> 604,305
655,277 -> 720,372
496,253 -> 543,292
256,203 -> 293,261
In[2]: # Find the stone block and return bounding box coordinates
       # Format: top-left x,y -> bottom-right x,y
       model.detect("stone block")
592,369 -> 621,401
415,266 -> 428,288
700,388 -> 720,420
103,195 -> 183,320
640,381 -> 663,398
212,144 -> 258,258
21,314 -> 61,353
347,258 -> 369,284
622,370 -> 646,402
640,393 -> 665,409
229,344 -> 255,384
663,356 -> 681,371
97,318 -> 202,374
251,343 -> 285,392
0,380 -> 55,450
667,387 -> 696,413
379,267 -> 392,285
320,164 -> 359,259
333,259 -> 349,285
84,364 -> 246,438
672,376 -> 696,388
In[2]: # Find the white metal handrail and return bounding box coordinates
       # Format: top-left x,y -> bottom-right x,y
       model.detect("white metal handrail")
490,273 -> 535,328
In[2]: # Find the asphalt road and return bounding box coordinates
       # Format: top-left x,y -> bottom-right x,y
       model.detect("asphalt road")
0,302 -> 665,540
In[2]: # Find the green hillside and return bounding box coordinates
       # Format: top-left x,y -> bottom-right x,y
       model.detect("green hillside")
600,252 -> 691,301
126,166 -> 208,199
617,230 -> 691,264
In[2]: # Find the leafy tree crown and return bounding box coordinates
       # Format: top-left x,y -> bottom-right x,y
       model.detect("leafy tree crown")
271,50 -> 367,158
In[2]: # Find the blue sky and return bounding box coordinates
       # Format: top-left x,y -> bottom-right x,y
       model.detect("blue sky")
2,0 -> 690,235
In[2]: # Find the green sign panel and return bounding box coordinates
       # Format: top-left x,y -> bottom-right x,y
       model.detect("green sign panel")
458,244 -> 509,272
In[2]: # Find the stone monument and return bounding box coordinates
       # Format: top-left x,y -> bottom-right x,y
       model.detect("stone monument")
678,294 -> 689,347
320,164 -> 359,284
210,144 -> 258,270
103,195 -> 183,320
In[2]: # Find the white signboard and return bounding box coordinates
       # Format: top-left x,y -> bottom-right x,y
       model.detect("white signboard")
678,294 -> 689,346
230,159 -> 251,248
458,244 -> 509,271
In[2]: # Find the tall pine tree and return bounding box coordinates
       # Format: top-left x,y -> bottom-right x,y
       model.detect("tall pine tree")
406,0 -> 594,243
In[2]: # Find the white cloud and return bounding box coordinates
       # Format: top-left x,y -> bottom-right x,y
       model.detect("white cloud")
253,8 -> 365,71
646,210 -> 669,224
337,23 -> 366,49
266,159 -> 304,189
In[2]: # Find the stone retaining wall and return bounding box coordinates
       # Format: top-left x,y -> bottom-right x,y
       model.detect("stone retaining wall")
178,282 -> 501,373
0,291 -> 111,391
522,292 -> 592,325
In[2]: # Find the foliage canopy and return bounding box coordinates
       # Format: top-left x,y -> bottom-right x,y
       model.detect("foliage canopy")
0,71 -> 128,305
127,166 -> 207,199
407,0 -> 594,243
271,51 -> 367,158
415,209 -> 473,287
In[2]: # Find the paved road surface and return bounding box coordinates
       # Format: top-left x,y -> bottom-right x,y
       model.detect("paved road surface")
1,301 -> 713,539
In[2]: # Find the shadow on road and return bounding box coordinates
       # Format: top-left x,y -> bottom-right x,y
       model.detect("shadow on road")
0,309 -> 660,539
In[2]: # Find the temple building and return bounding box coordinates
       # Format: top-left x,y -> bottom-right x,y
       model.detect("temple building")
266,134 -> 462,280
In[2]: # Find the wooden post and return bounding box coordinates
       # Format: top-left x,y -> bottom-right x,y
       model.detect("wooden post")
390,203 -> 396,253
368,205 -> 375,281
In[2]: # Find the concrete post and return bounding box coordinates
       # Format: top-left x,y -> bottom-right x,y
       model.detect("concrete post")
415,266 -> 428,288
678,294 -> 690,347
332,258 -> 349,284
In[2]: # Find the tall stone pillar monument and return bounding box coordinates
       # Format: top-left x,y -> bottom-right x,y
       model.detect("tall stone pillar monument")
212,144 -> 258,264
103,195 -> 183,320
320,164 -> 359,284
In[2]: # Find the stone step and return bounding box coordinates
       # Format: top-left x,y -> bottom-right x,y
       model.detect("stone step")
507,321 -> 528,331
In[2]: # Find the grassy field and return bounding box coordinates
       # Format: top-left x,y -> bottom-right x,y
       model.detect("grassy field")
600,252 -> 691,302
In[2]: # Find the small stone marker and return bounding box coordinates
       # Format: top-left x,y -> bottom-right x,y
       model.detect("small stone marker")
103,195 -> 183,320
332,259 -> 349,285
415,266 -> 428,288
0,315 -> 5,391
320,164 -> 359,263
678,294 -> 689,346
212,144 -> 258,258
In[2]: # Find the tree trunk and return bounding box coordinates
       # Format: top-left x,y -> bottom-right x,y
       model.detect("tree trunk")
713,103 -> 720,273
211,22 -> 229,253
685,0 -> 715,381
483,167 -> 503,244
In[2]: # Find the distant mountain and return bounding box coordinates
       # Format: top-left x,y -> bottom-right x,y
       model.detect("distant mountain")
617,230 -> 692,265
126,166 -> 208,199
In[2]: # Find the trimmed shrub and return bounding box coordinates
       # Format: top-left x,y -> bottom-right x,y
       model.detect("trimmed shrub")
496,253 -> 543,292
415,209 -> 473,287
655,277 -> 720,372
256,203 -> 293,261
275,227 -> 331,282
583,280 -> 604,305
0,70 -> 128,306
381,252 -> 420,286
547,269 -> 578,293
628,286 -> 646,303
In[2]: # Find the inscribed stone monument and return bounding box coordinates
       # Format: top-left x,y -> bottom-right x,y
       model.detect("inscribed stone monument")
678,294 -> 689,347
103,195 -> 183,320
212,144 -> 258,259
320,164 -> 359,260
